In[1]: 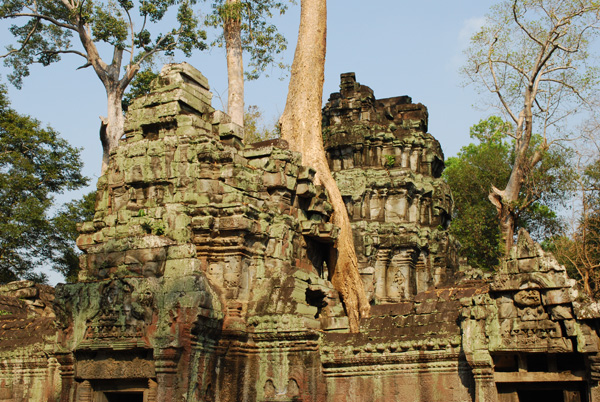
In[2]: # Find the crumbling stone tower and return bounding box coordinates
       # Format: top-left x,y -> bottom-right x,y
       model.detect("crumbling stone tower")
55,63 -> 346,401
323,73 -> 458,303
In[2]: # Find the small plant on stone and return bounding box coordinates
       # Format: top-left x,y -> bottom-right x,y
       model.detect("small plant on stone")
141,221 -> 153,234
384,154 -> 395,169
137,209 -> 147,217
154,223 -> 166,236
141,220 -> 165,236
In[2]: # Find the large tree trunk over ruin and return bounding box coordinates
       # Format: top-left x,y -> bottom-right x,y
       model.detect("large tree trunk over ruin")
100,89 -> 126,173
488,89 -> 545,254
224,0 -> 244,128
280,0 -> 370,332
77,22 -> 137,174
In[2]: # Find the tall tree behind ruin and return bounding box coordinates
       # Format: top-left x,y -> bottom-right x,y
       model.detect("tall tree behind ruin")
462,0 -> 600,252
206,0 -> 291,130
444,116 -> 575,269
1,0 -> 207,173
279,0 -> 369,332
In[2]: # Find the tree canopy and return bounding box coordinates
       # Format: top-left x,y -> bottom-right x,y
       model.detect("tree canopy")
205,0 -> 290,80
444,116 -> 574,269
49,191 -> 96,282
462,0 -> 600,252
1,0 -> 208,172
0,85 -> 87,283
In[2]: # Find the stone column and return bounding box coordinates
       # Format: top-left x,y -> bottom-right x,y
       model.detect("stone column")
155,348 -> 181,401
409,195 -> 420,223
589,354 -> 600,402
410,148 -> 420,172
401,148 -> 410,168
471,363 -> 498,402
374,249 -> 390,300
75,380 -> 93,402
55,353 -> 75,402
147,379 -> 158,402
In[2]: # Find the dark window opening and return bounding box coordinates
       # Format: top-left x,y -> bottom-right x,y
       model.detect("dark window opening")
305,287 -> 327,318
556,353 -> 585,373
527,354 -> 549,372
305,238 -> 329,280
493,354 -> 518,372
104,392 -> 144,402
518,389 -> 563,402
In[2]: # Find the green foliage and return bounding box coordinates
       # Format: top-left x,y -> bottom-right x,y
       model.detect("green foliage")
0,86 -> 88,283
444,116 -> 574,269
2,0 -> 207,89
383,155 -> 395,169
141,219 -> 165,236
205,0 -> 293,80
243,105 -> 279,144
49,191 -> 96,282
122,68 -> 159,112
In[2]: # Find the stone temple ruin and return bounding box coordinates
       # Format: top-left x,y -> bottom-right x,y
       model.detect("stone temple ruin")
0,63 -> 599,402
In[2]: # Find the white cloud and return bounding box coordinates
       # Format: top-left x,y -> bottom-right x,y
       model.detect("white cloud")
458,16 -> 487,49
448,16 -> 487,72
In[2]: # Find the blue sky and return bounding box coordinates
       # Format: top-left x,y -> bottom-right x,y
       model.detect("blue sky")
1,1 -> 497,283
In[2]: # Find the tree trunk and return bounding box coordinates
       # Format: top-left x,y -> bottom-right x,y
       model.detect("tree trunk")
100,89 -> 125,173
489,89 -> 536,254
280,0 -> 369,332
224,0 -> 244,128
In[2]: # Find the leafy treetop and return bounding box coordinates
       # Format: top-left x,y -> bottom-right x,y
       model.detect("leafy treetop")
0,85 -> 88,283
1,0 -> 207,89
205,0 -> 292,80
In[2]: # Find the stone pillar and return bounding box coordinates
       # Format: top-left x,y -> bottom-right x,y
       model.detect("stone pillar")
147,379 -> 158,402
401,148 -> 410,168
75,380 -> 93,402
415,252 -> 431,294
409,195 -> 420,223
589,354 -> 600,402
55,353 -> 75,402
155,348 -> 181,401
410,148 -> 420,172
471,363 -> 498,402
374,249 -> 390,300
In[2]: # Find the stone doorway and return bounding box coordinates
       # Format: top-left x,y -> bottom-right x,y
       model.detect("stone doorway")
497,382 -> 587,402
100,392 -> 144,402
85,379 -> 154,402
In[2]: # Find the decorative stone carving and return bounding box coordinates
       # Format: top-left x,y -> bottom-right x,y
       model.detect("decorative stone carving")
2,66 -> 599,402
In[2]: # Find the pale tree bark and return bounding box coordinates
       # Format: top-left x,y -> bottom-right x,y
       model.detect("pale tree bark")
224,0 -> 245,128
280,0 -> 369,332
75,16 -> 137,173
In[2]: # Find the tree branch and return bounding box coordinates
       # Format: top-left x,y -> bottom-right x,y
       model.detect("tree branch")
4,13 -> 77,31
0,18 -> 40,59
